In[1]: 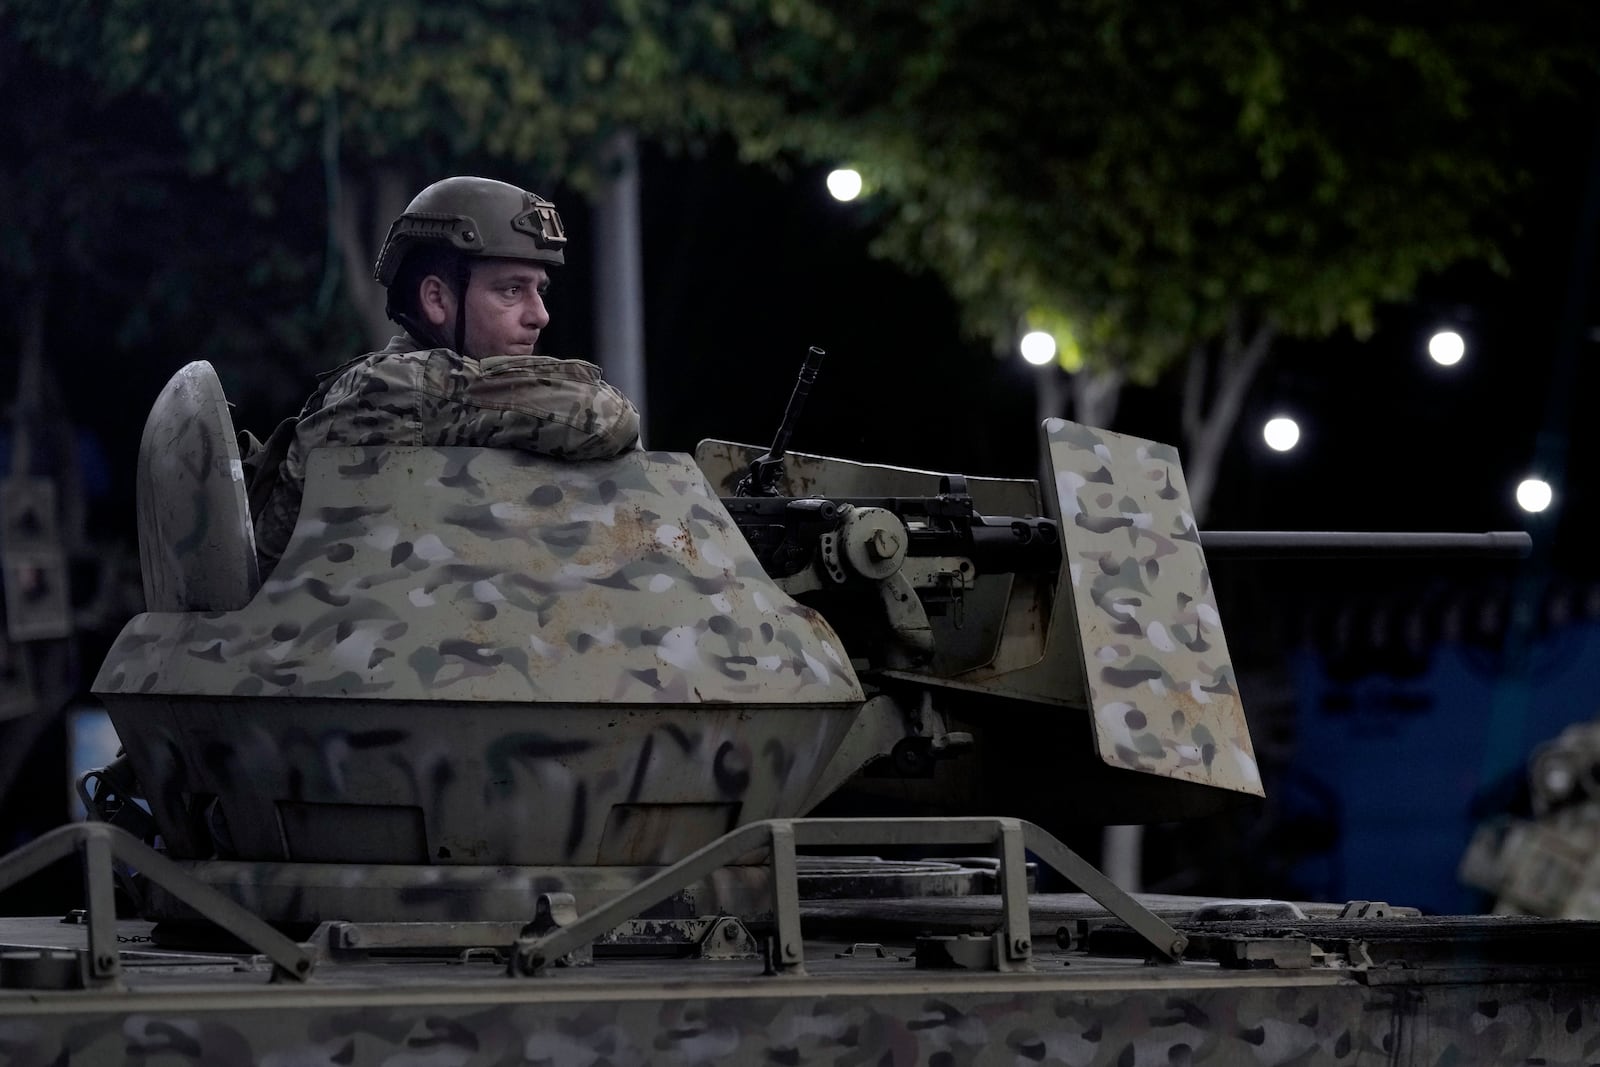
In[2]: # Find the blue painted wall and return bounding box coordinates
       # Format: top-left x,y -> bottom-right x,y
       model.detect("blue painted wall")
1291,620 -> 1600,914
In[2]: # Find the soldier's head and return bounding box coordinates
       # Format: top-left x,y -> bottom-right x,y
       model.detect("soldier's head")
374,176 -> 567,357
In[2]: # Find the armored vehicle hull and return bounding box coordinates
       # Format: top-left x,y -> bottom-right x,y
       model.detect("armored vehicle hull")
14,361 -> 1580,1066
0,861 -> 1596,1067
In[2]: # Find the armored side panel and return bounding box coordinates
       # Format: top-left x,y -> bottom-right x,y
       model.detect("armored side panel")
94,446 -> 863,872
1043,418 -> 1262,798
134,360 -> 259,613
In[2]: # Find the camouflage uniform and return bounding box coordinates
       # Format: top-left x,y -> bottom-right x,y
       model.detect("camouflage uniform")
251,332 -> 640,575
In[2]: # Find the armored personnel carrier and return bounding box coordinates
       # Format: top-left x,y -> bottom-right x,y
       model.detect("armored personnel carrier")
0,357 -> 1593,1066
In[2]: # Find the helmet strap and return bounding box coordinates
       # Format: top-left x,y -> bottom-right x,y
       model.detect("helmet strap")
390,309 -> 439,349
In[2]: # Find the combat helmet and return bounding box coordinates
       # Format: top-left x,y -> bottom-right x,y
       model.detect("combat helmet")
374,176 -> 567,351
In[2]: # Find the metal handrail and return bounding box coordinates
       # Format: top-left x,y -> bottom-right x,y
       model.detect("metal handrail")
508,816 -> 1186,977
0,822 -> 312,987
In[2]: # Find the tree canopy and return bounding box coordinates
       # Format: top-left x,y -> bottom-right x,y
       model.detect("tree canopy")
7,0 -> 1595,392
699,0 -> 1595,380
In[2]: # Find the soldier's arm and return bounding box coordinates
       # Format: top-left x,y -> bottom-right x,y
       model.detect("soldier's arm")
433,354 -> 641,459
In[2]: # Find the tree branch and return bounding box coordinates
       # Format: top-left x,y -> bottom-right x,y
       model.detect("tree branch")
1070,367 -> 1125,430
333,167 -> 402,350
1180,342 -> 1206,444
1181,310 -> 1278,522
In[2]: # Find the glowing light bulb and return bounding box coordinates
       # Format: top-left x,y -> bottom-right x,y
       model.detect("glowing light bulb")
1516,478 -> 1553,513
1263,416 -> 1300,452
1428,330 -> 1465,366
1020,331 -> 1057,366
826,169 -> 862,201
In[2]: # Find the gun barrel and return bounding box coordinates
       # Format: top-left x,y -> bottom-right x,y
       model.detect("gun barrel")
767,346 -> 826,462
1199,530 -> 1533,559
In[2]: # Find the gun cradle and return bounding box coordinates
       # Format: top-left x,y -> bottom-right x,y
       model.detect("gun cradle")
724,497 -> 1032,671
696,421 -> 1264,822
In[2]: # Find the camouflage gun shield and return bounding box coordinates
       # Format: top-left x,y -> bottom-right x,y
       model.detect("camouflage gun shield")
1044,418 -> 1262,796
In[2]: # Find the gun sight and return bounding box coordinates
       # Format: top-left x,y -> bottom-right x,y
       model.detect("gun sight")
735,346 -> 827,497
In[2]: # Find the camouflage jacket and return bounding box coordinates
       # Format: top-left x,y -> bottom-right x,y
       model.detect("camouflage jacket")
252,334 -> 641,575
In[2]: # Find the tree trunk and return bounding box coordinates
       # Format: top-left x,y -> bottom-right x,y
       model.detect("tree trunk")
331,166 -> 410,351
11,277 -> 87,552
593,129 -> 648,438
1069,367 -> 1124,430
3,276 -> 82,727
1061,362 -> 1141,892
1102,312 -> 1273,893
1180,310 -> 1276,523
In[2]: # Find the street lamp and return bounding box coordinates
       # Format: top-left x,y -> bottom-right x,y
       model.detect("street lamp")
826,169 -> 862,202
1020,331 -> 1056,366
1428,330 -> 1466,367
1263,416 -> 1300,452
1516,477 -> 1553,513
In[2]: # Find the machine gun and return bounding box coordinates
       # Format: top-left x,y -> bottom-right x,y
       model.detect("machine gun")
725,350 -> 1065,672
708,351 -> 1534,800
726,486 -> 1528,584
724,481 -> 1061,581
721,351 -> 1530,675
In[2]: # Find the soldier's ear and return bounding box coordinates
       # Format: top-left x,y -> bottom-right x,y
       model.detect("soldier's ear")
418,275 -> 454,327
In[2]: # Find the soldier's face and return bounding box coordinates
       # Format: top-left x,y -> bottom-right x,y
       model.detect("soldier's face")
424,259 -> 551,358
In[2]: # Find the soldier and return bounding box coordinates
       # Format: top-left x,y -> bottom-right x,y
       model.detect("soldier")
250,176 -> 641,577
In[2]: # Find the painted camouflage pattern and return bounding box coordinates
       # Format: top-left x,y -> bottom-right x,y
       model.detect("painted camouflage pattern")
0,971 -> 1595,1065
135,361 -> 259,613
1462,719 -> 1600,918
254,334 -> 643,573
1044,419 -> 1262,797
95,445 -> 863,870
111,696 -> 861,871
97,446 -> 861,706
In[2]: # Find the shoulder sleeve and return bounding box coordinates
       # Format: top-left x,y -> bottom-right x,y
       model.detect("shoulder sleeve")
428,355 -> 641,459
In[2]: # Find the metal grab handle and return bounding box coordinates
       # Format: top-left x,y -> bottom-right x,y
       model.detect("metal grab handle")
0,822 -> 313,987
507,816 -> 1185,978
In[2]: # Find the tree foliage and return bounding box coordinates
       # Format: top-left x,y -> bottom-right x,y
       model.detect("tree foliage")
8,0 -> 1595,387
703,0 -> 1595,382
10,1 -> 784,193
5,0 -> 830,345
